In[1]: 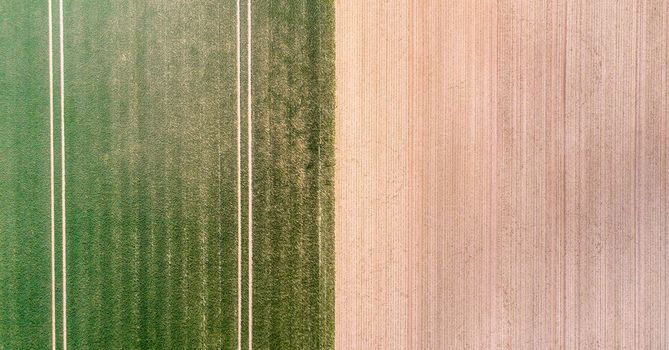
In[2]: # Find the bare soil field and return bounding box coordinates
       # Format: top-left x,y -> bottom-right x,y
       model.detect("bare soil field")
335,0 -> 669,348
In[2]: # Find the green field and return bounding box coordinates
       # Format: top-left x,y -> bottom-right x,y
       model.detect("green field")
0,0 -> 334,349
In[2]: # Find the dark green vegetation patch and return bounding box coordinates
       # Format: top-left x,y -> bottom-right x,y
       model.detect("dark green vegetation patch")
0,0 -> 335,349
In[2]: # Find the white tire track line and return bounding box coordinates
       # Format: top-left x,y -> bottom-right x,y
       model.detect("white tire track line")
246,1 -> 253,349
48,0 -> 56,347
59,0 -> 67,348
236,0 -> 242,349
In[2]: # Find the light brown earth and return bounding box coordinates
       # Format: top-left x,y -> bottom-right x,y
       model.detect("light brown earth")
335,0 -> 669,348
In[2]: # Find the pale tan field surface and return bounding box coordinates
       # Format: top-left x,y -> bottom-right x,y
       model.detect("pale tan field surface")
335,1 -> 669,349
